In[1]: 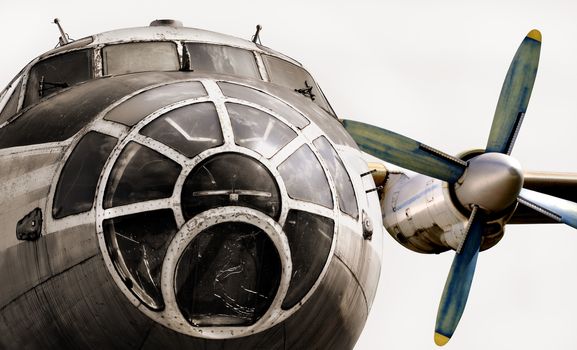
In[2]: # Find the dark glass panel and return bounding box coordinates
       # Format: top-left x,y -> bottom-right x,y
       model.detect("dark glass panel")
278,145 -> 333,209
103,42 -> 179,76
25,49 -> 93,107
313,136 -> 359,218
262,55 -> 332,113
218,82 -> 309,129
103,209 -> 178,310
175,222 -> 281,326
53,132 -> 117,218
227,103 -> 296,158
105,81 -> 207,126
282,210 -> 334,309
140,102 -> 223,158
182,153 -> 281,220
185,43 -> 260,79
104,142 -> 182,208
0,79 -> 22,124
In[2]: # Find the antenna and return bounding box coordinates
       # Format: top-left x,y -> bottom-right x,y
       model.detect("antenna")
251,24 -> 262,44
53,18 -> 70,46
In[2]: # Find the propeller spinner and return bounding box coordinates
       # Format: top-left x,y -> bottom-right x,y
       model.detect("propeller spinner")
344,29 -> 577,346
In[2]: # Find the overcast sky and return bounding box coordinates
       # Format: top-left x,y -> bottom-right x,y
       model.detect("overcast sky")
2,1 -> 577,349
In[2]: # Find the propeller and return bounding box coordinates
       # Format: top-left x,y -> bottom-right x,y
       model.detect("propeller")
340,29 -> 576,346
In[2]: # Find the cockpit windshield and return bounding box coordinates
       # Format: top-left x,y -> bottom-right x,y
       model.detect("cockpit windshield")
185,43 -> 261,79
24,49 -> 93,107
102,42 -> 180,76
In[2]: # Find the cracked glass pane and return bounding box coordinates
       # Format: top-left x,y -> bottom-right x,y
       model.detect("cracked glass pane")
103,209 -> 178,310
175,222 -> 281,326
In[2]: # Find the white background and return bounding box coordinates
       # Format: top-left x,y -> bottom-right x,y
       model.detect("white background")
1,1 -> 577,349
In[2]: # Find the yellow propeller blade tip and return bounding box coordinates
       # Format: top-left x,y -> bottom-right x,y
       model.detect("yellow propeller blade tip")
527,29 -> 542,42
434,333 -> 450,346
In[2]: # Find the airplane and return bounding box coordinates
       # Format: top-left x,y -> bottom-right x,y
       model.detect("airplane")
0,18 -> 575,349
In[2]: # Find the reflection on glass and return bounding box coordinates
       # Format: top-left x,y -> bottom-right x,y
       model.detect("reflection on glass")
282,210 -> 334,309
313,136 -> 358,218
53,132 -> 117,218
104,209 -> 178,310
227,103 -> 296,158
218,82 -> 309,129
25,49 -> 93,107
175,222 -> 281,326
185,43 -> 260,79
104,142 -> 182,208
278,145 -> 333,209
182,153 -> 281,220
105,81 -> 207,126
262,55 -> 332,113
141,102 -> 223,158
103,42 -> 180,76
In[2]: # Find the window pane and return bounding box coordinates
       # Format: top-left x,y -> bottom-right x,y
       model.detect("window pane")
141,102 -> 223,158
262,55 -> 332,113
186,43 -> 260,79
105,81 -> 206,126
278,144 -> 333,208
0,79 -> 22,124
313,136 -> 358,218
104,209 -> 178,310
104,142 -> 182,208
103,42 -> 179,76
227,103 -> 296,158
25,49 -> 93,107
181,153 -> 281,220
175,222 -> 281,326
53,132 -> 117,219
218,82 -> 309,129
282,210 -> 334,309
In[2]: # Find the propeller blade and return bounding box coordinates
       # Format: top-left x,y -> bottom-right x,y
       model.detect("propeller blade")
518,188 -> 577,229
486,30 -> 541,154
435,208 -> 484,346
342,119 -> 467,183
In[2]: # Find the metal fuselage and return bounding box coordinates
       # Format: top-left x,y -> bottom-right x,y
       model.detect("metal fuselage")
0,24 -> 383,349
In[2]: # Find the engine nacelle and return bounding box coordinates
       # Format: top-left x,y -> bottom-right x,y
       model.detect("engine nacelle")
381,172 -> 507,254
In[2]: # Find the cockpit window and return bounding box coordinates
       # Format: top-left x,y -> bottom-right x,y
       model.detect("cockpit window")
282,210 -> 334,309
313,136 -> 359,219
262,55 -> 332,114
141,102 -> 223,158
227,103 -> 297,158
24,49 -> 93,107
278,144 -> 333,209
218,82 -> 310,129
104,142 -> 182,208
0,78 -> 22,124
185,43 -> 260,79
102,42 -> 180,76
53,131 -> 117,219
105,81 -> 207,127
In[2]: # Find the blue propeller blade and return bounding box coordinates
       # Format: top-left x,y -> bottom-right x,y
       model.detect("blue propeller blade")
518,188 -> 577,229
486,30 -> 541,154
435,209 -> 484,346
341,119 -> 467,183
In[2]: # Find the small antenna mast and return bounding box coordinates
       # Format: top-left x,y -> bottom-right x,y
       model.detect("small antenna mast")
251,24 -> 262,44
53,18 -> 70,46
